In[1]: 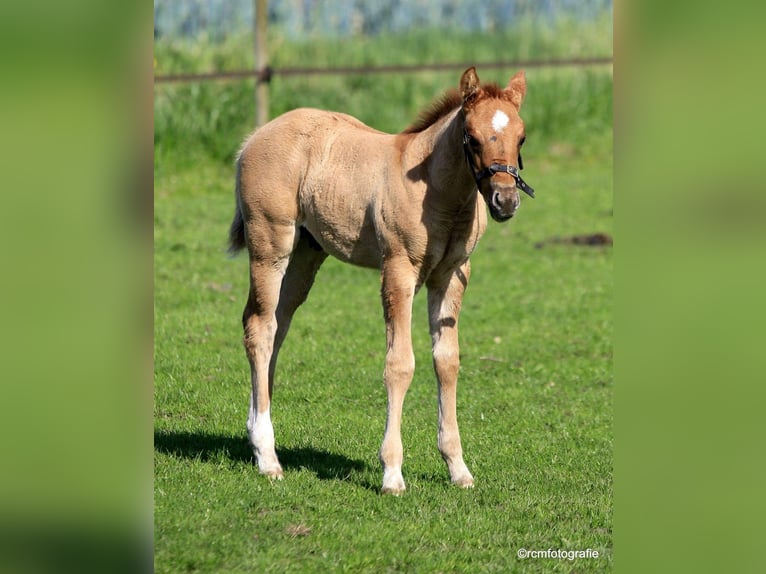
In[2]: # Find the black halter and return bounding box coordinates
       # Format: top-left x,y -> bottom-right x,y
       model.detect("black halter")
462,129 -> 535,198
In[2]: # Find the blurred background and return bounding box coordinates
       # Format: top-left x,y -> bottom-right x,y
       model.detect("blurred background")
153,0 -> 613,169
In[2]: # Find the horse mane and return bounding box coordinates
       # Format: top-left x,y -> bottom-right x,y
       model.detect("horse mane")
402,89 -> 461,134
401,82 -> 509,134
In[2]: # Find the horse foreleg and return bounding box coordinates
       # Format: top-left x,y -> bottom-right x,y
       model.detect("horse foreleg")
379,259 -> 417,494
427,262 -> 474,488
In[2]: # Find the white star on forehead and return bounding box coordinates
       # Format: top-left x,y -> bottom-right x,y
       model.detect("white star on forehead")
491,110 -> 509,133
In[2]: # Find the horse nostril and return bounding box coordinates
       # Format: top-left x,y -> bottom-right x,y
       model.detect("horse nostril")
491,190 -> 502,210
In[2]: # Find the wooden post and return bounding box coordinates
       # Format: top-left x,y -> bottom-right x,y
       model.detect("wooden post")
254,0 -> 269,127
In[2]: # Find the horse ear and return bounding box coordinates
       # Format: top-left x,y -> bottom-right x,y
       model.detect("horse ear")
460,67 -> 481,105
507,70 -> 527,109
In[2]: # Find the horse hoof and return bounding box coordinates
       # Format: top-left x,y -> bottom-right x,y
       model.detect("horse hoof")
381,467 -> 406,494
381,485 -> 406,496
260,466 -> 284,480
452,476 -> 474,488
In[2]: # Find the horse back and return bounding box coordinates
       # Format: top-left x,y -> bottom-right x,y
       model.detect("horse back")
237,108 -> 398,267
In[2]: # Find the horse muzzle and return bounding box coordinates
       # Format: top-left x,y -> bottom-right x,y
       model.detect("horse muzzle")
486,184 -> 520,222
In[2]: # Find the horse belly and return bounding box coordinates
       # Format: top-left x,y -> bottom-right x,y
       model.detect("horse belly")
301,181 -> 382,269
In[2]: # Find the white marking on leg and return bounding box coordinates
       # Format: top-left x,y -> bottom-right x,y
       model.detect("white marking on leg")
445,454 -> 474,488
248,405 -> 283,478
381,465 -> 406,495
492,110 -> 509,133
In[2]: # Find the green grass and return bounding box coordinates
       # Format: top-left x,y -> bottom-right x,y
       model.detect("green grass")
155,15 -> 612,75
154,142 -> 613,572
154,24 -> 612,165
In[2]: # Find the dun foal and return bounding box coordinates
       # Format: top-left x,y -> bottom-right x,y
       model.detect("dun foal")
228,67 -> 534,494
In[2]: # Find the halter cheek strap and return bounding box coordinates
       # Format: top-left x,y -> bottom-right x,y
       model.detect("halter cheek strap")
462,130 -> 536,198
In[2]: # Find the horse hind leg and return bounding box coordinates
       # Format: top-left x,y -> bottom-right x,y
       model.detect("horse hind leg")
242,221 -> 295,478
269,228 -> 328,391
243,225 -> 326,478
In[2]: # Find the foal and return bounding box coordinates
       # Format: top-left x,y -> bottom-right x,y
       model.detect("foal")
228,67 -> 533,494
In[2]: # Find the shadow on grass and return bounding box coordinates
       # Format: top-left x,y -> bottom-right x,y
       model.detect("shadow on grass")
154,430 -> 369,481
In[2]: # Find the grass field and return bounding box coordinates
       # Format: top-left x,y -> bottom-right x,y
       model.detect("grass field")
155,24 -> 612,574
154,21 -> 612,166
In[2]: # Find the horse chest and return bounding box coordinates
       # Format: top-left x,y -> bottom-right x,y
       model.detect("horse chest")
423,205 -> 487,280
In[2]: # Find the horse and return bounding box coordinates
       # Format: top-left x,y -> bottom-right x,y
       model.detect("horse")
228,67 -> 535,494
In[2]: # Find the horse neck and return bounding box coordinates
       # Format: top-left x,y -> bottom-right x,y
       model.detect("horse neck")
413,108 -> 476,207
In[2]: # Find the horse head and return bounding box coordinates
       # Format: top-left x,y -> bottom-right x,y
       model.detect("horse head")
460,67 -> 533,222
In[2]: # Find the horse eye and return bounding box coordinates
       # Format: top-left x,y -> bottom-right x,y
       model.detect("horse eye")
468,135 -> 480,148
519,136 -> 526,146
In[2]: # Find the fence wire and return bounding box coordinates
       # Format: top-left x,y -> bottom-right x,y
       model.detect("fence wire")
154,56 -> 613,84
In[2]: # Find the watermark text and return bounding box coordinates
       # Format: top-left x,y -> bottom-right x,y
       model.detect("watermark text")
517,548 -> 599,561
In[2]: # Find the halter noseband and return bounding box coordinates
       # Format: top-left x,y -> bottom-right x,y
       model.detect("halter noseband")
462,129 -> 535,198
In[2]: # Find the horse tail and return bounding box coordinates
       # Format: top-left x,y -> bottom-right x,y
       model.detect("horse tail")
227,152 -> 247,255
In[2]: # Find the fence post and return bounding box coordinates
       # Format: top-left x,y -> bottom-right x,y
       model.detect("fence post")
254,0 -> 269,127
